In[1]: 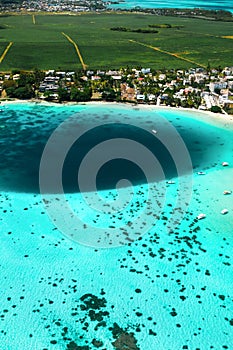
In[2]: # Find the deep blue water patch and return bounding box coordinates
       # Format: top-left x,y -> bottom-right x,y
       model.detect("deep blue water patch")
0,104 -> 232,193
62,123 -> 177,192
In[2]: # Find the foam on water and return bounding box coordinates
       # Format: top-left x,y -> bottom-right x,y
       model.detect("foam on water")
0,103 -> 232,349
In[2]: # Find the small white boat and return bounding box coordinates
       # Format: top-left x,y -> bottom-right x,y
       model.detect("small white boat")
197,213 -> 206,220
167,180 -> 175,184
223,190 -> 232,195
221,209 -> 228,215
197,171 -> 206,175
222,162 -> 229,167
152,129 -> 157,134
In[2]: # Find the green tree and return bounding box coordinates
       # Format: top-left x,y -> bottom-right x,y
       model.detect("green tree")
210,105 -> 222,113
33,69 -> 45,88
70,86 -> 92,102
18,73 -> 35,87
14,86 -> 34,99
5,86 -> 17,97
58,87 -> 70,102
102,88 -> 116,101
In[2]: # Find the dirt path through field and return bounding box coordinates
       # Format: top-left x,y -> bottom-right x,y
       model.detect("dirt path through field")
0,42 -> 13,64
129,39 -> 206,68
62,32 -> 87,70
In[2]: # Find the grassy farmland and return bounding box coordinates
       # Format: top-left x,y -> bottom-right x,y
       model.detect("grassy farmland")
0,12 -> 233,71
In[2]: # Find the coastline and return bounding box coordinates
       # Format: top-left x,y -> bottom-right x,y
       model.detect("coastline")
1,98 -> 233,129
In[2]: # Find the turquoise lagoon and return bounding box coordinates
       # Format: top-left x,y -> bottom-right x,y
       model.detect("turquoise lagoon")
106,0 -> 233,12
0,103 -> 233,349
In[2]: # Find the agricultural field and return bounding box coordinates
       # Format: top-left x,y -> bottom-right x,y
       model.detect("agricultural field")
0,12 -> 232,71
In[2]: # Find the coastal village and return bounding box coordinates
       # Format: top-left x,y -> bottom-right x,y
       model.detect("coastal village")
0,0 -> 109,12
0,66 -> 233,114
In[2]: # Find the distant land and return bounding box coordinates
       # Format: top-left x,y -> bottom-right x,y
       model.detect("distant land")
1,0 -> 233,12
1,0 -> 233,13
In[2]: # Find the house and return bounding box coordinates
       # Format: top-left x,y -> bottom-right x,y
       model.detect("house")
56,71 -> 66,78
209,81 -> 227,92
111,75 -> 122,80
224,101 -> 233,109
136,94 -> 145,102
121,83 -> 136,101
158,74 -> 166,81
148,94 -> 156,102
46,70 -> 55,75
86,70 -> 94,76
13,74 -> 20,80
91,76 -> 101,81
80,76 -> 88,81
141,68 -> 150,74
106,70 -> 120,76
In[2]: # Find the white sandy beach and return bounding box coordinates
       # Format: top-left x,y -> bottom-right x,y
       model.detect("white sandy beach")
1,99 -> 233,129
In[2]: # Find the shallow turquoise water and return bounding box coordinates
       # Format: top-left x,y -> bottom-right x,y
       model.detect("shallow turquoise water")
0,103 -> 233,349
107,0 -> 233,12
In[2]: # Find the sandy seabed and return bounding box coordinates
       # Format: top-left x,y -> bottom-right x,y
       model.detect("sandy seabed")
1,98 -> 233,128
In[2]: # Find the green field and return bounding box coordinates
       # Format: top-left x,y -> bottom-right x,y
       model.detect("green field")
0,12 -> 232,71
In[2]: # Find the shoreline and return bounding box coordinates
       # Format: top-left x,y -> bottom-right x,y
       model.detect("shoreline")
1,99 -> 233,129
